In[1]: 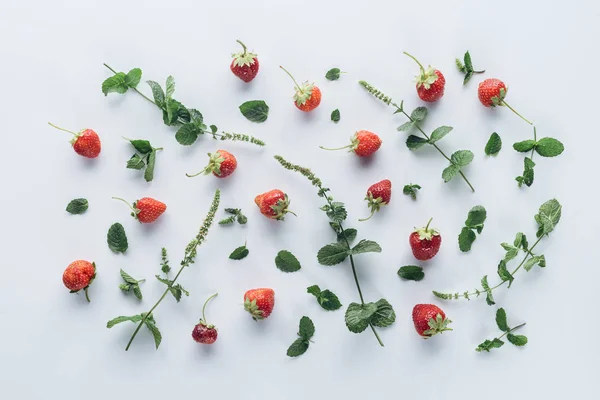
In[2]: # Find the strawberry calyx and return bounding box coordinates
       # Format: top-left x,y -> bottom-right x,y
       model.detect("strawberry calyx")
244,297 -> 265,321
359,192 -> 387,222
490,87 -> 507,108
192,152 -> 226,177
403,52 -> 439,90
270,194 -> 297,221
414,217 -> 440,240
280,66 -> 314,106
231,39 -> 257,68
48,122 -> 85,144
422,313 -> 453,338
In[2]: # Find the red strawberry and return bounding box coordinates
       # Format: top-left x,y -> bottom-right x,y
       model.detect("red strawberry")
48,122 -> 101,158
280,66 -> 322,112
404,52 -> 445,103
478,78 -> 533,125
186,150 -> 237,178
360,179 -> 392,221
320,130 -> 382,157
230,39 -> 259,83
112,196 -> 167,223
254,189 -> 297,221
63,260 -> 96,302
412,304 -> 453,338
409,218 -> 442,260
243,288 -> 275,320
192,293 -> 219,344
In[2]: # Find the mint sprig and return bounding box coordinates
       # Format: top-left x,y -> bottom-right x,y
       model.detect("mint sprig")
287,316 -> 315,357
402,184 -> 421,200
119,269 -> 145,300
66,198 -> 88,214
219,208 -> 248,225
307,285 -> 342,310
124,138 -> 163,182
476,308 -> 527,352
455,51 -> 485,85
458,205 -> 487,252
513,126 -> 564,187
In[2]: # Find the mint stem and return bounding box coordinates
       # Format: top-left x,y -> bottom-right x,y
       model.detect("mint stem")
498,322 -> 526,340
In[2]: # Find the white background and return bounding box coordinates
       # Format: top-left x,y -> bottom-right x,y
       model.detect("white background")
0,0 -> 596,398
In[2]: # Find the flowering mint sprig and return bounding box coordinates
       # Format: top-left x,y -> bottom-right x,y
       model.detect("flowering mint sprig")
275,155 -> 395,347
107,189 -> 220,351
359,80 -> 475,192
102,64 -> 265,147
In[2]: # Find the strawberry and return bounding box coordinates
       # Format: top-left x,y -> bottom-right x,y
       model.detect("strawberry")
112,196 -> 167,223
359,179 -> 392,221
48,122 -> 101,158
192,293 -> 219,344
230,39 -> 259,83
280,66 -> 322,112
63,260 -> 96,302
404,52 -> 445,103
412,304 -> 453,338
478,78 -> 533,125
320,130 -> 382,157
186,150 -> 237,178
254,189 -> 296,221
243,288 -> 275,320
409,218 -> 442,261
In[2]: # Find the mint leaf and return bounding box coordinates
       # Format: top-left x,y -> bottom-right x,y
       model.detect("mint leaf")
331,109 -> 340,123
275,250 -> 301,272
465,205 -> 487,230
429,126 -> 453,143
497,260 -> 514,288
144,318 -> 162,349
524,255 -> 546,271
175,123 -> 200,145
485,132 -> 502,156
107,223 -> 128,253
501,243 -> 519,262
326,202 -> 347,222
317,243 -> 349,266
146,80 -> 165,106
476,338 -> 504,352
397,121 -> 414,132
144,150 -> 156,182
127,154 -> 145,170
325,68 -> 341,80
102,73 -> 128,95
120,269 -> 138,285
535,198 -> 562,237
345,302 -> 377,333
337,228 -> 357,244
514,232 -> 528,250
120,269 -> 143,300
307,285 -> 321,297
406,135 -> 428,150
124,68 -> 142,88
402,184 -> 421,200
163,98 -> 181,126
516,157 -> 535,187
535,137 -> 564,157
464,51 -> 473,70
370,298 -> 396,328
507,334 -> 528,346
287,338 -> 309,357
349,239 -> 381,255
458,227 -> 476,252
495,308 -> 509,332
307,285 -> 342,310
66,198 -> 88,214
298,316 -> 315,339
463,71 -> 474,86
410,107 -> 428,122
442,164 -> 460,182
165,76 -> 175,98
229,245 -> 249,260
451,150 -> 474,167
239,100 -> 269,123
129,139 -> 152,154
169,284 -> 189,303
106,314 -> 143,328
481,275 -> 495,305
513,139 -> 536,153
397,265 -> 424,281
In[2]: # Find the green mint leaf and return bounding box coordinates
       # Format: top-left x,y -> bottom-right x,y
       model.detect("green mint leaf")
120,269 -> 138,285
306,285 -> 321,297
501,243 -> 520,262
495,308 -> 509,332
144,150 -> 156,182
177,103 -> 190,123
349,239 -> 382,255
155,275 -> 172,287
465,205 -> 487,228
287,338 -> 309,357
326,202 -> 347,222
188,108 -> 203,123
429,126 -> 453,143
275,250 -> 301,272
397,121 -> 414,132
458,227 -> 476,252
345,302 -> 377,333
476,338 -> 504,352
239,100 -> 269,123
102,73 -> 129,95
331,109 -> 340,123
456,58 -> 466,72
513,232 -> 528,249
337,228 -> 357,244
299,316 -> 315,339
370,298 -> 396,328
146,80 -> 165,107
406,135 -> 428,150
132,285 -> 143,300
535,137 -> 564,157
129,139 -> 153,154
169,284 -> 189,303
485,132 -> 502,156
402,184 -> 421,200
524,255 -> 546,271
107,223 -> 128,253
464,51 -> 473,71
442,164 -> 460,182
175,123 -> 200,146
119,283 -> 131,292
535,198 -> 562,237
127,154 -> 145,170
513,139 -> 536,153
229,245 -> 249,260
163,98 -> 181,126
497,260 -> 514,288
325,68 -> 341,81
481,275 -> 495,306
516,157 -> 535,187
144,319 -> 162,349
66,198 -> 88,214
410,106 -> 428,122
463,71 -> 474,85
317,243 -> 349,266
165,76 -> 175,98
397,265 -> 424,281
432,291 -> 452,300
106,314 -> 143,328
451,150 -> 474,167
507,334 -> 528,347
318,289 -> 342,310
124,68 -> 142,88
210,124 -> 218,134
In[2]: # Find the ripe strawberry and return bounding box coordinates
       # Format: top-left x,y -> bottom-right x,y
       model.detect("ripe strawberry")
409,218 -> 442,260
254,189 -> 296,221
320,130 -> 382,157
478,78 -> 533,125
280,66 -> 322,112
192,293 -> 219,344
230,39 -> 259,83
186,150 -> 237,178
243,288 -> 275,320
412,304 -> 453,338
63,260 -> 96,302
113,196 -> 167,223
48,122 -> 101,158
404,52 -> 445,103
359,179 -> 392,221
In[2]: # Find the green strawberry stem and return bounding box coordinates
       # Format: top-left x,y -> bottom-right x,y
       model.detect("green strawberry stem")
201,293 -> 218,324
424,217 -> 433,231
358,209 -> 376,222
236,39 -> 247,57
185,170 -> 204,178
403,51 -> 425,73
500,100 -> 533,125
279,66 -> 302,92
48,122 -> 77,137
112,197 -> 137,215
319,144 -> 351,151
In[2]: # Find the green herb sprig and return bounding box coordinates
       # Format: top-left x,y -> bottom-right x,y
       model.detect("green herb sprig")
123,137 -> 162,181
275,155 -> 395,346
455,51 -> 485,85
102,64 -> 265,147
514,126 -> 564,187
119,269 -> 145,300
107,189 -> 220,351
458,205 -> 487,252
307,285 -> 342,310
219,208 -> 247,225
476,308 -> 527,352
359,80 -> 475,192
402,184 -> 421,200
434,199 -> 561,304
286,316 -> 315,357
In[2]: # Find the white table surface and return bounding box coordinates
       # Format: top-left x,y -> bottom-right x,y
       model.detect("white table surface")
0,0 -> 596,398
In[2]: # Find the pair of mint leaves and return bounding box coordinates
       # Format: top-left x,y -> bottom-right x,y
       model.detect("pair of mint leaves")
476,308 -> 527,352
287,316 -> 315,357
458,205 -> 487,252
125,138 -> 162,182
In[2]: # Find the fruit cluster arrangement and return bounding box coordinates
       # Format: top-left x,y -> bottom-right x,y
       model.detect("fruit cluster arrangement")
57,42 -> 563,355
